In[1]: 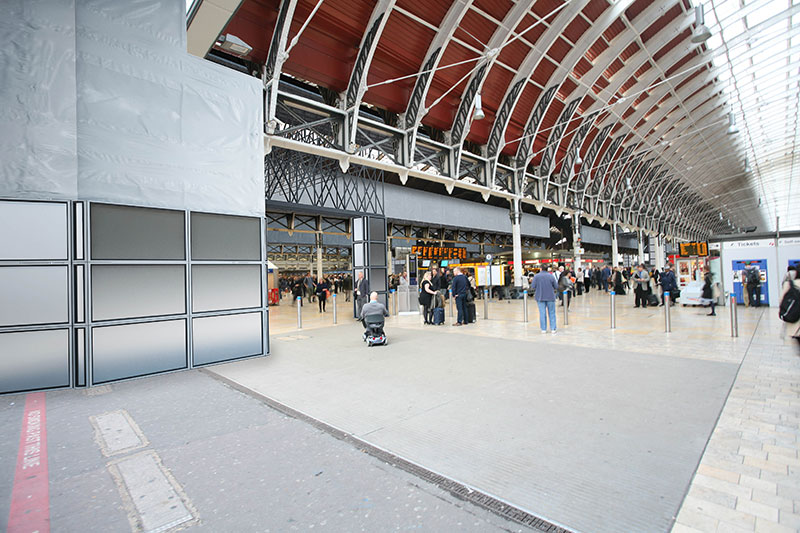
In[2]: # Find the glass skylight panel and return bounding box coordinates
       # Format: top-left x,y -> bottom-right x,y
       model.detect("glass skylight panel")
747,0 -> 784,27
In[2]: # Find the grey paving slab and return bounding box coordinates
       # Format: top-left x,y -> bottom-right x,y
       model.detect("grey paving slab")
2,371 -> 530,533
0,396 -> 24,527
210,323 -> 741,533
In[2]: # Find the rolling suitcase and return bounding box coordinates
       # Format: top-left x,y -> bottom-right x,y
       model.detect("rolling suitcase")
466,302 -> 476,323
433,307 -> 445,325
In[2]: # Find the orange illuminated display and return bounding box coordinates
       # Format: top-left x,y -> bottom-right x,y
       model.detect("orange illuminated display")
411,246 -> 467,260
679,241 -> 708,257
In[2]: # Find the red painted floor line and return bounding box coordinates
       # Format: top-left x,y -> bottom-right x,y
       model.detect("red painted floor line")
7,392 -> 49,533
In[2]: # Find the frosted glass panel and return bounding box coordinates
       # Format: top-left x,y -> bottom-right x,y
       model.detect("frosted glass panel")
0,329 -> 69,394
192,265 -> 261,312
192,312 -> 263,365
91,204 -> 185,260
352,218 -> 365,242
353,243 -> 365,267
92,320 -> 187,383
92,265 -> 186,321
191,212 -> 260,260
0,266 -> 69,326
0,201 -> 68,260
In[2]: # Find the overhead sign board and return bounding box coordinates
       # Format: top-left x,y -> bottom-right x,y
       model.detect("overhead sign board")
722,239 -> 775,249
679,241 -> 708,257
411,245 -> 467,260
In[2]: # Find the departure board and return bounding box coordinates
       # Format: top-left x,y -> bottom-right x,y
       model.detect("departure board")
411,246 -> 467,260
679,241 -> 708,257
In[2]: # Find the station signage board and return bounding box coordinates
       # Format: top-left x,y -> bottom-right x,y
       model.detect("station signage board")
678,241 -> 709,257
411,245 -> 467,260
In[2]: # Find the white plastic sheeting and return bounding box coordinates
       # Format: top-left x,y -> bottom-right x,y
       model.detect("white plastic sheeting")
1,0 -> 264,216
0,0 -> 79,199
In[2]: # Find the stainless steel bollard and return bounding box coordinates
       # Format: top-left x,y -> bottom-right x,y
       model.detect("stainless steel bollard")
484,289 -> 489,319
449,289 -> 454,319
523,289 -> 528,323
563,290 -> 569,326
296,296 -> 302,329
332,293 -> 337,324
730,294 -> 738,337
390,289 -> 396,315
664,291 -> 671,332
610,290 -> 616,329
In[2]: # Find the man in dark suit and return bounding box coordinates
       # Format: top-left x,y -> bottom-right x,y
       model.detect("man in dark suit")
355,271 -> 370,318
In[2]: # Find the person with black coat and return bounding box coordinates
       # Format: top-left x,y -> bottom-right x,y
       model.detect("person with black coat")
702,268 -> 716,316
419,271 -> 437,325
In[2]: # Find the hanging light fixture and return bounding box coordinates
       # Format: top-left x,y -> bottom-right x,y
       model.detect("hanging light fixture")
745,158 -> 751,173
726,112 -> 739,135
575,155 -> 583,166
472,93 -> 485,121
691,5 -> 712,44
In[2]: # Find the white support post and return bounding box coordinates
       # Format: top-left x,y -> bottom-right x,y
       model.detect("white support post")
611,223 -> 620,268
316,232 -> 323,280
637,229 -> 645,266
573,213 -> 582,272
510,198 -> 523,288
655,236 -> 666,271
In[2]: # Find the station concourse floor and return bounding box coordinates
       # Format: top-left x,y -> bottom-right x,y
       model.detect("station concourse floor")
2,289 -> 798,533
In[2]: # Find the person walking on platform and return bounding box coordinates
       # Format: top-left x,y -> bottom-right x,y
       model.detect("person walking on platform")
316,276 -> 330,312
702,267 -> 717,316
419,271 -> 436,325
355,271 -> 370,318
746,267 -> 762,307
343,274 -> 353,302
633,264 -> 650,308
612,266 -> 626,295
303,272 -> 316,304
533,266 -> 559,334
659,264 -> 677,306
558,269 -> 573,308
292,276 -> 304,306
583,266 -> 592,293
601,264 -> 611,292
451,267 -> 469,326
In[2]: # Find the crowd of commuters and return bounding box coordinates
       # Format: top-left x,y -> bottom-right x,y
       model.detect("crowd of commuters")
278,272 -> 353,312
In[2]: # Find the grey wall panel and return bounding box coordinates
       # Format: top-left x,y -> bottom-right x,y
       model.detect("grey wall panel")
0,266 -> 69,327
369,243 -> 386,266
370,269 -> 387,291
368,217 -> 386,241
383,184 -> 550,238
91,204 -> 185,260
0,329 -> 70,394
91,265 -> 186,321
619,235 -> 638,249
92,319 -> 187,384
192,312 -> 263,365
581,225 -> 612,246
353,243 -> 365,267
191,212 -> 261,260
0,201 -> 68,260
191,265 -> 262,312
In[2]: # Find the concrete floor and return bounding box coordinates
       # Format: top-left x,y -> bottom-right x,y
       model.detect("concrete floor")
2,288 -> 797,533
210,317 -> 738,533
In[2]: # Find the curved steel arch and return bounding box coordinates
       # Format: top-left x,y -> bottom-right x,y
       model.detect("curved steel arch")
344,0 -> 397,152
402,0 -> 473,166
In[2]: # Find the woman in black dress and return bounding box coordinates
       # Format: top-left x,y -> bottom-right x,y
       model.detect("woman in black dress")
316,277 -> 330,312
419,271 -> 436,324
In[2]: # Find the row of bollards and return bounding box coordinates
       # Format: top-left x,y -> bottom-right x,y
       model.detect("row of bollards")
293,287 -> 740,337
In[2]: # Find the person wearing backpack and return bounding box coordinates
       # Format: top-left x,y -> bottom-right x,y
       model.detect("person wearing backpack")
779,266 -> 799,324
747,267 -> 762,307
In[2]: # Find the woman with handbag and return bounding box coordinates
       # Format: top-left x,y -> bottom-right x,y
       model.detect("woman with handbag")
419,271 -> 437,325
316,276 -> 330,313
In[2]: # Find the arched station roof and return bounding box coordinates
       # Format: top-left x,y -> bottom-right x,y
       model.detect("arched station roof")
191,0 -> 800,237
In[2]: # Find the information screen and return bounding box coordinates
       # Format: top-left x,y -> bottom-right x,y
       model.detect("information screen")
410,246 -> 467,260
679,241 -> 708,257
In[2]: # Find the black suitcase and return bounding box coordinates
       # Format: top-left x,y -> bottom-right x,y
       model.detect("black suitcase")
466,302 -> 476,323
433,307 -> 445,325
647,293 -> 659,307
